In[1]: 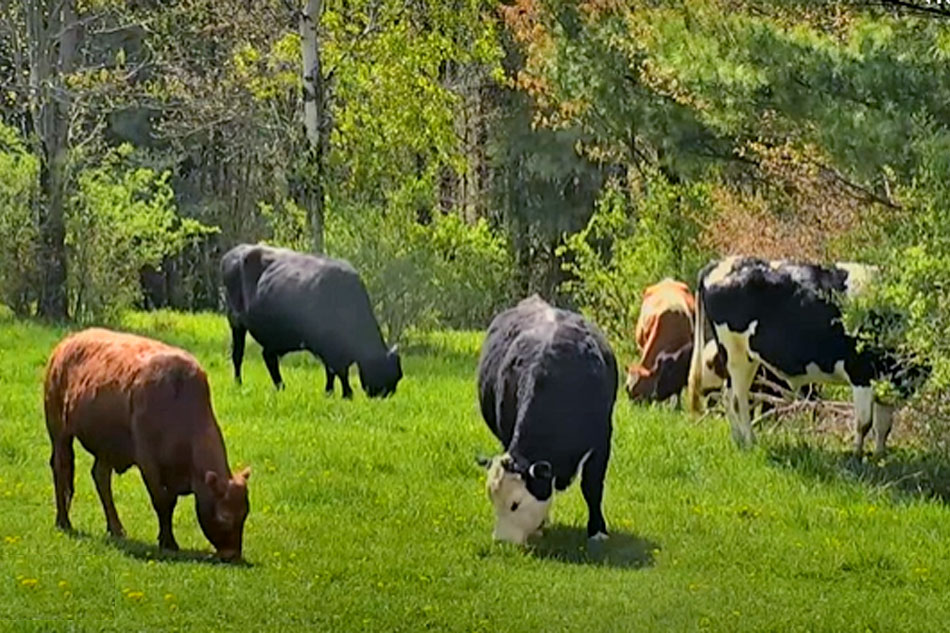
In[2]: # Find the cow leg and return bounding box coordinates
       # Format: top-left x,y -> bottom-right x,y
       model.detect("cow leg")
139,463 -> 180,551
339,370 -> 354,399
728,361 -> 757,448
580,449 -> 609,540
852,386 -> 874,456
91,458 -> 125,538
230,323 -> 247,385
324,366 -> 335,395
872,401 -> 895,458
50,436 -> 75,532
262,350 -> 284,390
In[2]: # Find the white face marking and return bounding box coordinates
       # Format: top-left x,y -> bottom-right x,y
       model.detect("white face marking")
705,256 -> 740,286
486,455 -> 552,545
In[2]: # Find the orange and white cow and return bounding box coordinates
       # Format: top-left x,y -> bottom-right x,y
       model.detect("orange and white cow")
625,279 -> 695,401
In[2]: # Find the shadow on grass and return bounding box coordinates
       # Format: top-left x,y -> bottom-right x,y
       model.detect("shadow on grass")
767,440 -> 950,503
65,529 -> 251,567
526,525 -> 659,569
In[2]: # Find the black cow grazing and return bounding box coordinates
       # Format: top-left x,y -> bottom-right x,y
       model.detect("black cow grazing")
686,256 -> 926,455
477,295 -> 617,544
221,244 -> 402,398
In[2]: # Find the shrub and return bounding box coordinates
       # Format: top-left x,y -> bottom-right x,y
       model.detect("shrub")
67,145 -> 218,323
559,172 -> 713,357
326,203 -> 514,343
0,123 -> 39,316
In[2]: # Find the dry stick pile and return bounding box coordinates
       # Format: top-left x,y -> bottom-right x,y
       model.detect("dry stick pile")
702,377 -> 855,432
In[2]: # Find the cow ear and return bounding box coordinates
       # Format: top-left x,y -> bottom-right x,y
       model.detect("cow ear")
237,466 -> 251,482
475,455 -> 492,469
205,471 -> 226,495
528,461 -> 552,480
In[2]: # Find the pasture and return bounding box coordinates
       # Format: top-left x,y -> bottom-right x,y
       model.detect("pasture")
3,311 -> 950,632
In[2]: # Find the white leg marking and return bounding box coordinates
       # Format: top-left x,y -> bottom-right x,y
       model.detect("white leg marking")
714,323 -> 760,448
852,386 -> 873,455
589,532 -> 609,542
872,402 -> 895,457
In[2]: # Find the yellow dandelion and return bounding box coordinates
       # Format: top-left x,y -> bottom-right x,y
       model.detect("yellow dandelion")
126,590 -> 145,601
20,578 -> 38,588
164,593 -> 175,602
4,535 -> 20,544
58,580 -> 68,589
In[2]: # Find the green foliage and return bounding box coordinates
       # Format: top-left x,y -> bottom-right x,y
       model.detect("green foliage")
259,198 -> 311,254
0,123 -> 39,316
66,146 -> 218,323
427,211 -> 514,328
326,202 -> 513,343
559,172 -> 712,353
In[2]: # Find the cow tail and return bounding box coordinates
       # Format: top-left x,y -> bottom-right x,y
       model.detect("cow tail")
686,280 -> 706,416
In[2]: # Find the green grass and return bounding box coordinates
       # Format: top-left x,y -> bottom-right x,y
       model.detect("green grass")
3,311 -> 950,632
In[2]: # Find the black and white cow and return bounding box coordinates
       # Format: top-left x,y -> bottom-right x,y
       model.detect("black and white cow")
221,244 -> 402,398
477,295 -> 617,544
686,256 -> 925,455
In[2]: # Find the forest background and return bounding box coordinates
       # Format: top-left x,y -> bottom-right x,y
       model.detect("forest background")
3,0 -> 950,441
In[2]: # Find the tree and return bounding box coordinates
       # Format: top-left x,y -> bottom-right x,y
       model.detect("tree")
24,0 -> 79,319
298,0 -> 327,252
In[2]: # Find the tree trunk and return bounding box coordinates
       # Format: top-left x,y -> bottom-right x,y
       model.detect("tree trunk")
299,0 -> 326,253
26,0 -> 78,320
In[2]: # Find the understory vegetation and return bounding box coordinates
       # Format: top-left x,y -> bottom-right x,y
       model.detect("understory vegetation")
4,313 -> 950,632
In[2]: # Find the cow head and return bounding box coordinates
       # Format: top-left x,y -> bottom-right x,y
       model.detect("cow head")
360,346 -> 403,398
625,364 -> 655,401
198,467 -> 251,562
480,454 -> 553,545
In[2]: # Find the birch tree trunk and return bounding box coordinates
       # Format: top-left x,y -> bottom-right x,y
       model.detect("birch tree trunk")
25,0 -> 78,320
299,0 -> 326,253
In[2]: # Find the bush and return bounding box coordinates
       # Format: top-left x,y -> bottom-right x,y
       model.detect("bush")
67,145 -> 218,323
326,203 -> 514,343
0,123 -> 39,316
558,172 -> 713,357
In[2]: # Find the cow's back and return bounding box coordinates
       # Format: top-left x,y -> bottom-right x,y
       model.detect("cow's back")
45,329 -> 213,470
636,279 -> 693,349
701,257 -> 853,378
225,244 -> 386,364
478,297 -> 617,465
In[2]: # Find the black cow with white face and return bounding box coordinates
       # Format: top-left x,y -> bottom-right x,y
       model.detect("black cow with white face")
686,256 -> 927,455
477,296 -> 617,544
221,244 -> 402,398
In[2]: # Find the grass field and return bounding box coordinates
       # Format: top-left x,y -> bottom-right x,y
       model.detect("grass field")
3,311 -> 950,632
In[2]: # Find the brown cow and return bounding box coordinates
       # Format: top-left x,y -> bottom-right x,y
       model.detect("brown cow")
625,279 -> 695,400
44,328 -> 250,561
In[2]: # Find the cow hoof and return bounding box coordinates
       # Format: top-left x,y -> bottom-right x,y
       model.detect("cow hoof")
107,526 -> 126,539
589,532 -> 609,542
55,519 -> 73,533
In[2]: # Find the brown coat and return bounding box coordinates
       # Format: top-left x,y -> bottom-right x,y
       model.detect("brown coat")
44,328 -> 250,560
625,279 -> 696,400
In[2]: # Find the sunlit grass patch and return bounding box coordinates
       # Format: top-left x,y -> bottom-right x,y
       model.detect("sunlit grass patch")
2,312 -> 950,631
